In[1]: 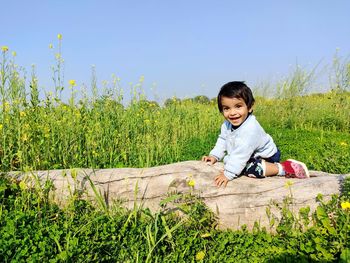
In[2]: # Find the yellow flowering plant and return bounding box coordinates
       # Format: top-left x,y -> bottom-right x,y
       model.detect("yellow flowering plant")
188,179 -> 195,187
69,79 -> 77,86
341,201 -> 350,211
1,46 -> 9,52
196,251 -> 205,261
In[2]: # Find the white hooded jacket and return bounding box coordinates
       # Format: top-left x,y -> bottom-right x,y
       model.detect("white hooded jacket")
209,114 -> 278,180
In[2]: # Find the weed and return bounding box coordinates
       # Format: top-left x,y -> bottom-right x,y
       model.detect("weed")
1,38 -> 350,262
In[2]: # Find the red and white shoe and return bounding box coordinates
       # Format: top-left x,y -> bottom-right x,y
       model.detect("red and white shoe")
281,159 -> 310,179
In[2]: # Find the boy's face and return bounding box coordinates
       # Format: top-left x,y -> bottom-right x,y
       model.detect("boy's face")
221,96 -> 252,127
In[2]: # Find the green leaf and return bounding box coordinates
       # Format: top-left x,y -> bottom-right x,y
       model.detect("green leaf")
340,248 -> 350,263
159,194 -> 181,207
316,206 -> 336,234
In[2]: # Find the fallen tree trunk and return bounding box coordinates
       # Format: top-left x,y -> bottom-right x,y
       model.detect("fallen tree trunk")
7,161 -> 349,230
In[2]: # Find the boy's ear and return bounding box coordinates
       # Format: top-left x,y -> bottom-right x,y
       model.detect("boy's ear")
248,108 -> 253,113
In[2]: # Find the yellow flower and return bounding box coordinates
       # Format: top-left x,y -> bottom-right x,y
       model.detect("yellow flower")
341,201 -> 350,210
12,51 -> 17,57
340,141 -> 348,146
21,133 -> 28,142
69,79 -> 77,86
57,33 -> 62,40
200,233 -> 211,238
285,180 -> 294,188
1,46 -> 9,52
49,43 -> 53,49
188,179 -> 195,187
0,124 -> 3,130
4,101 -> 10,112
20,111 -> 26,117
195,251 -> 205,261
19,181 -> 27,190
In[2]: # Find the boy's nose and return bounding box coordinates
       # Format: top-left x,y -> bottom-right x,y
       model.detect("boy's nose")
229,109 -> 237,115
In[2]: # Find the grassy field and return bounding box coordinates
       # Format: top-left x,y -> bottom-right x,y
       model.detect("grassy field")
0,89 -> 349,174
1,44 -> 350,261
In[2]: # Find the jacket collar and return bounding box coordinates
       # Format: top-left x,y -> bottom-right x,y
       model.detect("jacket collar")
228,112 -> 253,131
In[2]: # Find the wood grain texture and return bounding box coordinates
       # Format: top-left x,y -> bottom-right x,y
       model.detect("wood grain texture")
8,161 -> 349,229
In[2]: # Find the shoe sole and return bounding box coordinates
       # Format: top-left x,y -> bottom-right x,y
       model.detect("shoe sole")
287,159 -> 310,178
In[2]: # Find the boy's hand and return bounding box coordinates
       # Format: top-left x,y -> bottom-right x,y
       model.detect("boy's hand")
201,155 -> 217,165
214,171 -> 229,188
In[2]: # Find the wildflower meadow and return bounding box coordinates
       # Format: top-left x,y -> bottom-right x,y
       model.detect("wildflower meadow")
1,36 -> 350,262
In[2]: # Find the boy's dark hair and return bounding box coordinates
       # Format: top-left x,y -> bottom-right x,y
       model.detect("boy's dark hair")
217,81 -> 255,112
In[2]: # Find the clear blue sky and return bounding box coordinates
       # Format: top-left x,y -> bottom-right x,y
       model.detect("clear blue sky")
2,0 -> 350,101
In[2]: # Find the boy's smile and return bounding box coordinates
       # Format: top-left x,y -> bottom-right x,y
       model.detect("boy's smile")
221,96 -> 252,127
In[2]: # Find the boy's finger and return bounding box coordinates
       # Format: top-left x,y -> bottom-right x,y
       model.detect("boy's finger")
214,178 -> 220,185
215,178 -> 223,187
204,158 -> 213,165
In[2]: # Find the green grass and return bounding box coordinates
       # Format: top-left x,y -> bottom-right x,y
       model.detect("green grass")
1,39 -> 350,262
1,92 -> 349,173
1,176 -> 350,262
1,43 -> 350,172
268,128 -> 350,173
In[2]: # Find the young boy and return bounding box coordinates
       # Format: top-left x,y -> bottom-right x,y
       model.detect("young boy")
202,81 -> 309,187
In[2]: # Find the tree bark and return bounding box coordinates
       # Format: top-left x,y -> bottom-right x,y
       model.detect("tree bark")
8,161 -> 349,230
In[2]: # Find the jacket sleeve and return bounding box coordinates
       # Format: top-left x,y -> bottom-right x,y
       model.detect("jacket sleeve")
209,123 -> 227,161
